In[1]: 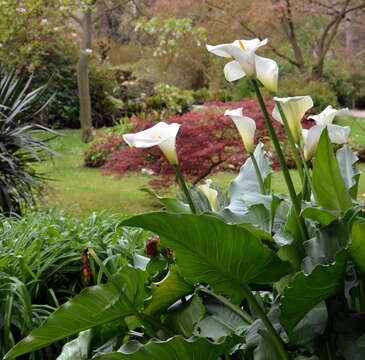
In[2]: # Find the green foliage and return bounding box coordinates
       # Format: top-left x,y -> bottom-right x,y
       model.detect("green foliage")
232,78 -> 256,101
0,69 -> 56,214
279,76 -> 339,110
146,83 -> 195,115
33,43 -> 120,129
135,17 -> 206,60
0,211 -> 149,359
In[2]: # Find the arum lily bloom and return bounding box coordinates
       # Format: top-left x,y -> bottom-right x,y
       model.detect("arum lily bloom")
303,124 -> 350,160
206,38 -> 278,93
272,96 -> 313,144
123,122 -> 181,165
225,108 -> 256,153
198,179 -> 219,212
308,105 -> 349,125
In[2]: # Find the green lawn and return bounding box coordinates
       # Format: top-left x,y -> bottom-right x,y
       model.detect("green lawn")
39,119 -> 365,217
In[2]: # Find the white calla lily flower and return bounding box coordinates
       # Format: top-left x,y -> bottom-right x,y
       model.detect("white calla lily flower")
206,38 -> 278,93
272,96 -> 313,144
303,124 -> 350,160
198,179 -> 219,212
308,105 -> 349,125
224,107 -> 256,153
123,122 -> 181,165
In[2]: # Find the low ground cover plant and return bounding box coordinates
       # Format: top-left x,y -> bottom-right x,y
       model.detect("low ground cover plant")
0,211 -> 150,359
6,36 -> 365,360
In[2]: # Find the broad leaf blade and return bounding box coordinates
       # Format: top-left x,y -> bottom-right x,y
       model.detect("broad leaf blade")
4,267 -> 147,360
312,129 -> 352,212
145,265 -> 194,315
93,336 -> 233,360
349,219 -> 365,272
56,330 -> 92,360
336,145 -> 361,199
279,250 -> 347,332
123,213 -> 292,301
226,143 -> 272,215
142,188 -> 190,213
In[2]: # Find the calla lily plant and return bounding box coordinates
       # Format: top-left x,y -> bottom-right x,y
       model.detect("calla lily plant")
123,122 -> 181,165
303,106 -> 350,160
224,108 -> 256,154
206,38 -> 278,93
272,96 -> 314,144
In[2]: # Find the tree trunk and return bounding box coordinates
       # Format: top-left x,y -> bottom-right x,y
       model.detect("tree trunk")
77,8 -> 94,143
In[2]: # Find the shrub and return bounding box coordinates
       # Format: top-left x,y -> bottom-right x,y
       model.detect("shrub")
0,69 -> 56,214
279,75 -> 339,110
100,100 -> 292,186
84,132 -> 125,167
232,78 -> 256,100
192,88 -> 212,104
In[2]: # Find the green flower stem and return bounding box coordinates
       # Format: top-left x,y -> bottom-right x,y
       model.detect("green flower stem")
199,286 -> 254,325
297,145 -> 314,196
242,284 -> 290,360
251,80 -> 307,242
250,152 -> 266,194
275,101 -> 304,183
173,164 -> 197,214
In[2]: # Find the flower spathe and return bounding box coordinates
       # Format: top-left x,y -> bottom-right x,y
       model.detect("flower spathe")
303,124 -> 350,160
224,108 -> 256,154
206,38 -> 278,93
308,105 -> 349,125
272,96 -> 314,144
198,179 -> 219,212
123,122 -> 181,165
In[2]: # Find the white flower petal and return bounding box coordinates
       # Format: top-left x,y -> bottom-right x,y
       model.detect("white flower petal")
303,124 -> 350,160
327,124 -> 350,144
272,96 -> 313,143
255,55 -> 278,93
224,60 -> 246,82
123,122 -> 181,164
198,180 -> 219,212
303,125 -> 325,160
225,108 -> 256,153
308,105 -> 349,125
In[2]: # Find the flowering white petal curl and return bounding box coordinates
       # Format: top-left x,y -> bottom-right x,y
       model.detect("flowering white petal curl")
224,60 -> 246,82
303,124 -> 350,160
123,122 -> 181,165
225,108 -> 256,154
255,55 -> 278,93
308,105 -> 349,125
272,96 -> 314,143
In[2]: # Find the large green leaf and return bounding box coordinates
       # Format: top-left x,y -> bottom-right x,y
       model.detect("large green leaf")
195,297 -> 249,341
56,330 -> 92,360
142,188 -> 190,213
279,250 -> 347,332
93,336 -> 233,360
229,142 -> 272,197
222,142 -> 272,220
165,295 -> 205,337
303,220 -> 349,271
123,213 -> 292,302
4,267 -> 148,360
312,129 -> 352,212
336,145 -> 361,199
349,219 -> 365,272
301,207 -> 339,227
145,265 -> 194,315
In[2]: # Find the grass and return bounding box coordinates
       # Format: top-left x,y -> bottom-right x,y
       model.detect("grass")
38,118 -> 365,217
